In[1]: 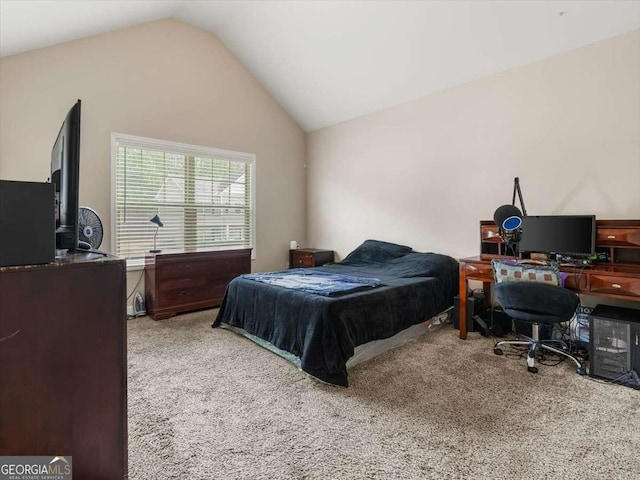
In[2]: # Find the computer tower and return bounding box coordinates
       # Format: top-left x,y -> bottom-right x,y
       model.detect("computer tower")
0,180 -> 55,267
589,305 -> 640,389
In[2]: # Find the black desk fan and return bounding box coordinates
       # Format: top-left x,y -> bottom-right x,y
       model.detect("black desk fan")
78,206 -> 104,250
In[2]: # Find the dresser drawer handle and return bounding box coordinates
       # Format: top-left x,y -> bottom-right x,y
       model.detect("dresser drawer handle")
179,290 -> 188,296
611,283 -> 621,289
607,235 -> 616,239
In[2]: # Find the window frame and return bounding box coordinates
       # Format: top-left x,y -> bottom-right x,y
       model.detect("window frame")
110,132 -> 256,270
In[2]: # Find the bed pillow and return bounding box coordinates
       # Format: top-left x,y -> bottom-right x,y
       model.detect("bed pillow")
340,239 -> 413,265
386,252 -> 459,278
491,259 -> 560,286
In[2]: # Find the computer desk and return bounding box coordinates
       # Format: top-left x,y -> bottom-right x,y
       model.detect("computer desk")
457,255 -> 640,340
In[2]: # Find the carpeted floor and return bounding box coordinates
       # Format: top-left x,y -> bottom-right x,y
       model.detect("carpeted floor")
127,310 -> 639,480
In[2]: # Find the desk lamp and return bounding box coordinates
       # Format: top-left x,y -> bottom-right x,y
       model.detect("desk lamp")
149,214 -> 164,253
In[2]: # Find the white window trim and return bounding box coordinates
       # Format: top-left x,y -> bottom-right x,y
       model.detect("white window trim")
110,132 -> 256,270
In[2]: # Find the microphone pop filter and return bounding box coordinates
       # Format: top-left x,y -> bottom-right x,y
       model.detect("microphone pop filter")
493,204 -> 522,231
502,216 -> 522,231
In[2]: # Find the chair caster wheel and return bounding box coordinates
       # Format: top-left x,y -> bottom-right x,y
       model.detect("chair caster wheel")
494,348 -> 503,356
527,366 -> 538,374
576,367 -> 586,376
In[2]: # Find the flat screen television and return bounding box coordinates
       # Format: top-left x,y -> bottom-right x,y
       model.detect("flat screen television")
519,215 -> 596,257
51,100 -> 81,250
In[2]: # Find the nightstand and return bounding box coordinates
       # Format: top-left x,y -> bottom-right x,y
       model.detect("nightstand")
289,248 -> 334,268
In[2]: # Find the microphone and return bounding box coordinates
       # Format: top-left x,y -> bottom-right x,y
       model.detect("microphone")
493,204 -> 523,247
493,204 -> 522,232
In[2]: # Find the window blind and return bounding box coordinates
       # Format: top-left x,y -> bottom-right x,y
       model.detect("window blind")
112,134 -> 255,266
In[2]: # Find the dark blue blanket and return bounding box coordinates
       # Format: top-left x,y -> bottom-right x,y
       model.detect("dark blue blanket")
213,240 -> 459,386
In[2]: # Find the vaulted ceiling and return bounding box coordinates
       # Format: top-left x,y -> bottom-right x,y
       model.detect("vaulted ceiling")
1,0 -> 639,132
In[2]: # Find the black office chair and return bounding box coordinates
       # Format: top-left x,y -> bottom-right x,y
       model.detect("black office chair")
493,281 -> 586,375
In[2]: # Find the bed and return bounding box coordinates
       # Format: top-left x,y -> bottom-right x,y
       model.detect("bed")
212,240 -> 459,386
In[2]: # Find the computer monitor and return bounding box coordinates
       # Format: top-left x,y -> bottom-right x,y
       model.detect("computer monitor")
519,215 -> 596,257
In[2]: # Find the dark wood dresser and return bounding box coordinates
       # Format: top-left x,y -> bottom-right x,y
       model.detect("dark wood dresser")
289,248 -> 335,269
0,252 -> 127,479
145,248 -> 251,320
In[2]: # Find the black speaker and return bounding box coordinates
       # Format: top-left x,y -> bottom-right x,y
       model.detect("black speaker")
485,308 -> 513,337
453,295 -> 475,332
481,308 -> 551,338
0,180 -> 55,267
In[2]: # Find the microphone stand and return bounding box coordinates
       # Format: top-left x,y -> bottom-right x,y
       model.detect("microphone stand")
512,177 -> 527,216
503,177 -> 527,257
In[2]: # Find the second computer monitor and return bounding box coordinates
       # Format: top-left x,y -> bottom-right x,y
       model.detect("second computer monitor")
519,215 -> 596,257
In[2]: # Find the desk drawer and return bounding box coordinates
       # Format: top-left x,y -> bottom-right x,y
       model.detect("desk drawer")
463,262 -> 494,282
590,275 -> 640,298
481,225 -> 500,241
564,273 -> 588,291
596,228 -> 640,247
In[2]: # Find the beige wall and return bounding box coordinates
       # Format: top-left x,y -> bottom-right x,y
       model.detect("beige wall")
2,22 -> 639,310
306,30 -> 640,265
0,20 -> 306,302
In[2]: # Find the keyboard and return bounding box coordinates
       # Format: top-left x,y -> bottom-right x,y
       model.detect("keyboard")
518,259 -> 549,266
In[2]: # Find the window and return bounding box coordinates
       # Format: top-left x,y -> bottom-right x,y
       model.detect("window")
111,133 -> 255,268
